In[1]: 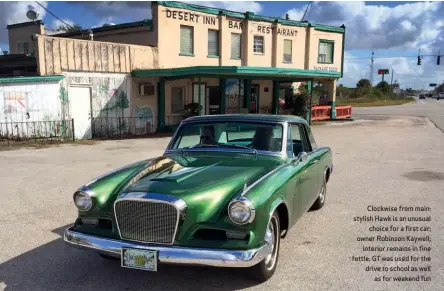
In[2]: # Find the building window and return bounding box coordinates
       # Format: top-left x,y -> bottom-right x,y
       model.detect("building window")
231,33 -> 242,59
283,39 -> 292,63
208,29 -> 219,57
180,25 -> 194,55
318,39 -> 334,64
171,87 -> 185,114
253,36 -> 264,54
139,84 -> 155,96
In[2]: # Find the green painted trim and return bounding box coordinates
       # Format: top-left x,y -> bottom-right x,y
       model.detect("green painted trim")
207,55 -> 220,58
179,53 -> 195,57
7,20 -> 43,29
155,1 -> 318,28
317,39 -> 335,64
328,100 -> 337,119
158,80 -> 166,132
307,80 -> 313,124
219,78 -> 226,114
164,74 -> 315,82
340,26 -> 346,78
237,79 -> 241,113
272,80 -> 280,114
132,66 -> 341,79
192,81 -> 207,114
314,25 -> 345,33
0,75 -> 64,84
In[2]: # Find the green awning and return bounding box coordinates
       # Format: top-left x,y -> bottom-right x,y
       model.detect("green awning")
132,66 -> 341,80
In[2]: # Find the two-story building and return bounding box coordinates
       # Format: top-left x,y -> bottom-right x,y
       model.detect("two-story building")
1,1 -> 345,139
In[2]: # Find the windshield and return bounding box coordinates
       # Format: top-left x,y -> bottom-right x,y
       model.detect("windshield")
169,121 -> 284,153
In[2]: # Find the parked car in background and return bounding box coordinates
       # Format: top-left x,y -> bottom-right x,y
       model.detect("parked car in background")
419,94 -> 426,99
438,92 -> 444,100
64,114 -> 333,282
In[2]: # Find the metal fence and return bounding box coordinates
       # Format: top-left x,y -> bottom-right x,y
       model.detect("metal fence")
92,117 -> 156,139
0,119 -> 75,146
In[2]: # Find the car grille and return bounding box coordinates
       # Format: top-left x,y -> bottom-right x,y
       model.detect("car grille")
114,199 -> 179,244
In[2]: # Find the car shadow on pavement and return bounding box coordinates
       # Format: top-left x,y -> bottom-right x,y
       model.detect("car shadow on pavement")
0,225 -> 261,291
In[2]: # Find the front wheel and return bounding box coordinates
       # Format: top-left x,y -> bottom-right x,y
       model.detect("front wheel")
248,211 -> 281,282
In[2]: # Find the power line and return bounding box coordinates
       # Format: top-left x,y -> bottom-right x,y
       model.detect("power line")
346,54 -> 441,60
301,1 -> 313,21
34,1 -> 74,29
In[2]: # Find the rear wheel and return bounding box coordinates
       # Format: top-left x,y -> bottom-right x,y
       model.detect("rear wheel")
310,175 -> 327,211
248,211 -> 280,282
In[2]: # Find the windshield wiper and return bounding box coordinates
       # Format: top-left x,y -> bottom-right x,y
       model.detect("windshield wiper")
217,144 -> 258,156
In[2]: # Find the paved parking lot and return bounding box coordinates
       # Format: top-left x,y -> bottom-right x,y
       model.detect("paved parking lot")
0,116 -> 443,291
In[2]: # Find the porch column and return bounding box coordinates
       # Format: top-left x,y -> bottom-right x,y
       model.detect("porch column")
157,78 -> 166,132
244,79 -> 252,113
219,78 -> 226,114
198,76 -> 202,115
326,79 -> 337,119
307,80 -> 313,124
272,80 -> 280,114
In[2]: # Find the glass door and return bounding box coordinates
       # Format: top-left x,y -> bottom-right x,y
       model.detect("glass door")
250,84 -> 260,113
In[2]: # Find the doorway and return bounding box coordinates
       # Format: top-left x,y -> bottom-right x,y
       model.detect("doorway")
208,87 -> 220,115
69,86 -> 92,139
250,84 -> 260,113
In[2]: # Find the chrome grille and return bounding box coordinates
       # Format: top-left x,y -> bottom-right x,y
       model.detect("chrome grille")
115,199 -> 179,244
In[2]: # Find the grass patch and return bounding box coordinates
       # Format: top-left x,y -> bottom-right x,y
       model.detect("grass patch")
337,98 -> 415,107
0,140 -> 100,152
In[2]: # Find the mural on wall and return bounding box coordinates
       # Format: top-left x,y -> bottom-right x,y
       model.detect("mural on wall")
135,105 -> 154,133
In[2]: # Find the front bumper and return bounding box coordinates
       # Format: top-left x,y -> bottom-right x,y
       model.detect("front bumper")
64,227 -> 270,268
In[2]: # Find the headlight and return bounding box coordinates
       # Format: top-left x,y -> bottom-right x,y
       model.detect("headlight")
228,197 -> 255,225
73,191 -> 93,212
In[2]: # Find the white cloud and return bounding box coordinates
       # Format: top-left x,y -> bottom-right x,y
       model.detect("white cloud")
181,1 -> 263,14
67,1 -> 152,21
0,1 -> 48,46
287,1 -> 444,89
51,19 -> 75,30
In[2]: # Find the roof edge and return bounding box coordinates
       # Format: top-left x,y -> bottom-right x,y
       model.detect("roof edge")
7,20 -> 44,29
0,75 -> 64,84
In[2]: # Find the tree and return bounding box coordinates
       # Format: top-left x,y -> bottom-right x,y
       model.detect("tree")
58,24 -> 83,32
376,81 -> 391,93
356,79 -> 372,89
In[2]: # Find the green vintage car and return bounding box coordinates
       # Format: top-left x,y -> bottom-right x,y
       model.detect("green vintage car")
64,114 -> 333,281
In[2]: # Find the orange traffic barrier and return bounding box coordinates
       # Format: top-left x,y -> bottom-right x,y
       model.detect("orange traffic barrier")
311,105 -> 352,120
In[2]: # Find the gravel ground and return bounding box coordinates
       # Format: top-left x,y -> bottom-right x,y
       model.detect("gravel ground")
0,116 -> 443,291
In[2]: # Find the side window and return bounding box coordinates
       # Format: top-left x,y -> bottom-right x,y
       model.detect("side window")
290,123 -> 309,156
287,125 -> 294,158
306,126 -> 318,150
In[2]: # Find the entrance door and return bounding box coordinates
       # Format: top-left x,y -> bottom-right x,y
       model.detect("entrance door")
208,87 -> 220,115
250,84 -> 259,113
69,86 -> 92,139
193,83 -> 206,115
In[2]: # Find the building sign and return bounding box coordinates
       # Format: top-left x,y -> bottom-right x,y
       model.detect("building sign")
228,21 -> 243,30
314,66 -> 338,72
256,25 -> 298,36
165,9 -> 217,25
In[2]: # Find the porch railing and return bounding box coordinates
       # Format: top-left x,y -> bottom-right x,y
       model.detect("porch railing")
0,119 -> 74,146
91,117 -> 156,138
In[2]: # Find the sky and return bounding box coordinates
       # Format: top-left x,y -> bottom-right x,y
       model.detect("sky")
0,1 -> 443,89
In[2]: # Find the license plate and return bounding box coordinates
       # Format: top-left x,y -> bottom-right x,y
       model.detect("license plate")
121,248 -> 158,271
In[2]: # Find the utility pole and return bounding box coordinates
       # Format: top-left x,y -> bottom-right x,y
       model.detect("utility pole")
370,50 -> 374,95
390,69 -> 394,87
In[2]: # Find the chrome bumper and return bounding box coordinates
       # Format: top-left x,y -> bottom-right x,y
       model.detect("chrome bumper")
63,227 -> 269,268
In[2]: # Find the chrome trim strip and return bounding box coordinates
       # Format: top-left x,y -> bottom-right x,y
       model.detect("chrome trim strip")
164,147 -> 286,159
64,228 -> 268,268
113,193 -> 187,245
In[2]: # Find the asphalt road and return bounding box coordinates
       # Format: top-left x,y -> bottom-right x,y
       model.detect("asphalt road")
353,96 -> 444,132
0,116 -> 443,291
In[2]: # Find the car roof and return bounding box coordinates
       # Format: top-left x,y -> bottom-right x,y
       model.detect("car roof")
183,114 -> 309,125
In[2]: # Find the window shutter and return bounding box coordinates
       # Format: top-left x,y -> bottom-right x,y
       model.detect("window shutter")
231,33 -> 241,59
284,40 -> 292,62
208,30 -> 219,56
180,26 -> 193,55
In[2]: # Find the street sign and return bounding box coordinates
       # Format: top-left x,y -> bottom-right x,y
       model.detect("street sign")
377,69 -> 389,75
429,83 -> 437,87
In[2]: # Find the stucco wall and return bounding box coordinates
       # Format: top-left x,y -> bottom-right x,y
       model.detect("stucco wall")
67,27 -> 156,47
36,35 -> 159,75
7,23 -> 44,55
307,27 -> 343,74
152,3 -> 343,73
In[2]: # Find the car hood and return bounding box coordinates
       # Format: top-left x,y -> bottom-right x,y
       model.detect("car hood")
83,152 -> 283,222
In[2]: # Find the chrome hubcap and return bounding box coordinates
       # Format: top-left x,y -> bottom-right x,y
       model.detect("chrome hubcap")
264,217 -> 278,270
319,182 -> 326,204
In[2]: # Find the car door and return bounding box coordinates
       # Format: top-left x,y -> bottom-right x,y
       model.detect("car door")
288,123 -> 318,219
